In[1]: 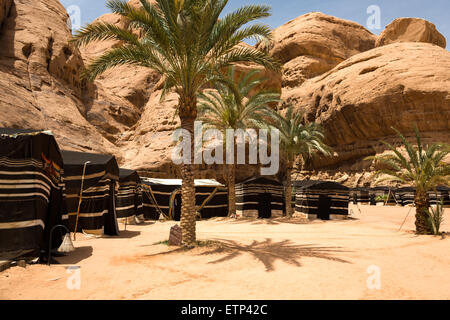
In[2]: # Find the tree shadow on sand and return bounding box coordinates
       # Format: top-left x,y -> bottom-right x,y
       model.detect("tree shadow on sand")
200,239 -> 350,272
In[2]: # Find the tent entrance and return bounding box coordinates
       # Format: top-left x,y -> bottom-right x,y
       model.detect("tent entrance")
258,192 -> 272,219
318,194 -> 331,220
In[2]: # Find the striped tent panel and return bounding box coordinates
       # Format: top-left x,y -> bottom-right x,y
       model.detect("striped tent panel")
141,179 -> 228,221
428,187 -> 450,207
395,188 -> 415,207
142,183 -> 179,220
0,130 -> 65,258
62,151 -> 119,236
195,186 -> 228,219
295,190 -> 349,217
116,169 -> 144,222
116,183 -> 138,219
65,178 -> 118,235
294,181 -> 349,220
236,177 -> 285,219
350,188 -> 371,204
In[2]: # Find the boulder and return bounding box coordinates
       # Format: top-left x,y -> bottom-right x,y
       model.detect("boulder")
259,12 -> 377,89
376,18 -> 446,49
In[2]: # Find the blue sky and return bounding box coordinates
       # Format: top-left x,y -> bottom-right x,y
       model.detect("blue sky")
61,0 -> 449,48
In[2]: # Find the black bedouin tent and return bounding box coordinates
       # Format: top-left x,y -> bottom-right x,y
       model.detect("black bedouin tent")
395,187 -> 415,207
350,187 -> 370,205
294,180 -> 349,220
235,177 -> 285,219
428,186 -> 450,207
371,186 -> 399,206
0,129 -> 65,259
141,179 -> 228,221
62,151 -> 119,236
116,169 -> 144,224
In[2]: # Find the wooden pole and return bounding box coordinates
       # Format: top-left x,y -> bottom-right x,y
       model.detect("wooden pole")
73,161 -> 90,241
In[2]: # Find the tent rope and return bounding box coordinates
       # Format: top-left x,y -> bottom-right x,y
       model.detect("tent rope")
196,187 -> 219,218
142,184 -> 169,220
168,189 -> 181,220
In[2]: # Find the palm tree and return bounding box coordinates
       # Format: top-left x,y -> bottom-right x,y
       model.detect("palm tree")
198,66 -> 281,217
71,0 -> 279,246
268,106 -> 332,217
368,126 -> 450,234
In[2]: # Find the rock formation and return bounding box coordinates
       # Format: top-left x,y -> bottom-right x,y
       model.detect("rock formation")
258,12 -> 377,91
376,18 -> 446,49
284,42 -> 450,173
0,1 -> 448,187
0,0 -> 11,28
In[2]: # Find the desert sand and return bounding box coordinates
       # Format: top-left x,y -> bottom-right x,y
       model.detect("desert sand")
1,205 -> 449,300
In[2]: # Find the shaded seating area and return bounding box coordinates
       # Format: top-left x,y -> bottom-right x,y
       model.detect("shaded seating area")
116,169 -> 144,225
294,180 -> 349,220
62,151 -> 120,236
0,129 -> 65,260
370,186 -> 400,206
141,178 -> 228,221
236,177 -> 285,219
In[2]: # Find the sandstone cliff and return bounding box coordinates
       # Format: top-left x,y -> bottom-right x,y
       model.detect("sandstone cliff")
0,0 -> 126,153
0,1 -> 448,187
284,42 -> 450,172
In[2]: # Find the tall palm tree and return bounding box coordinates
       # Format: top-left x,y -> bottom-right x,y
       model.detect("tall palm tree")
71,0 -> 279,246
368,126 -> 450,234
198,66 -> 281,217
268,106 -> 332,217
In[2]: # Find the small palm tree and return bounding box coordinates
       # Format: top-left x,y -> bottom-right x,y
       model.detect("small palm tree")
268,106 -> 332,217
368,126 -> 450,234
71,0 -> 279,246
198,66 -> 281,217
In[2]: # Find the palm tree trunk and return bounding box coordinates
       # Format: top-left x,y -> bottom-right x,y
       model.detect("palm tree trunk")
414,190 -> 431,235
285,166 -> 293,218
179,98 -> 197,247
227,164 -> 236,217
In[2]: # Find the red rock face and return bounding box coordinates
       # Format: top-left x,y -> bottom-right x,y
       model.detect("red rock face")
0,2 -> 448,186
0,0 -> 12,29
284,42 -> 450,171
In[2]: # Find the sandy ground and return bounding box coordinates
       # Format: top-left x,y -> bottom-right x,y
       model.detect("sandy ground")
1,205 -> 449,300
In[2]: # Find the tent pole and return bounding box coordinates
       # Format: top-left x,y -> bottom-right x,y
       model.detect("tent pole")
73,161 -> 90,241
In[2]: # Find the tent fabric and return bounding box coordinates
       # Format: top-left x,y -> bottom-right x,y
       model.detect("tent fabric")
395,187 -> 415,207
141,178 -> 228,221
428,186 -> 450,207
349,187 -> 371,205
116,169 -> 144,221
294,180 -> 349,220
0,129 -> 65,259
62,150 -> 120,236
236,177 -> 285,219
